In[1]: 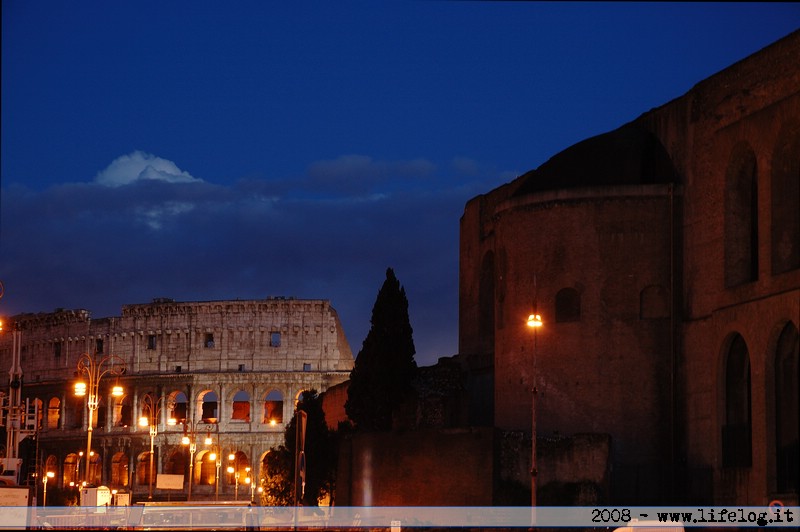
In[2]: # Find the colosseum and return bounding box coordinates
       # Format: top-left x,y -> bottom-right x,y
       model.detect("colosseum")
0,297 -> 354,502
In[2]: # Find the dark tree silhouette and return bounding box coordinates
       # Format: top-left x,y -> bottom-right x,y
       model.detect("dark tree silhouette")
263,389 -> 336,506
345,267 -> 418,431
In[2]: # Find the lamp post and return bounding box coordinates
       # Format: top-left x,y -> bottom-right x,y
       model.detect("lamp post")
526,307 -> 543,507
138,392 -> 177,500
208,446 -> 222,502
42,471 -> 54,506
245,466 -> 254,503
74,352 -> 126,485
181,425 -> 198,501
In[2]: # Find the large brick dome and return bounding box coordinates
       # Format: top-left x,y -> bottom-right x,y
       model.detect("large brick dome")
513,123 -> 679,196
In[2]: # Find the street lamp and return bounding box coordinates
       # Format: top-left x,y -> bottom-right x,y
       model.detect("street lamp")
74,352 -> 126,485
182,422 -> 219,501
208,446 -> 222,502
245,466 -> 254,503
526,306 -> 543,507
138,392 -> 177,500
42,471 -> 54,506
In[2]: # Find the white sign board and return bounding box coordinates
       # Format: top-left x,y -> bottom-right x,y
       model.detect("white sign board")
156,474 -> 184,490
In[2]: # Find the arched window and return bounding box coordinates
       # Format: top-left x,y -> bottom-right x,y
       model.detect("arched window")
47,397 -> 61,429
264,390 -> 284,425
771,122 -> 800,274
201,391 -> 218,423
45,455 -> 58,477
113,395 -> 132,427
774,322 -> 799,493
170,391 -> 188,424
197,450 -> 216,486
555,287 -> 581,322
723,334 -> 752,467
724,144 -> 759,287
231,390 -> 251,422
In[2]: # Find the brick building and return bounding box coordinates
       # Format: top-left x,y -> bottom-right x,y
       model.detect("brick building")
0,297 -> 354,501
459,30 -> 799,505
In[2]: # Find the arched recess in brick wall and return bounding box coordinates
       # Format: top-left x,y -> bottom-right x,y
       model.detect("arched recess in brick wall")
721,333 -> 752,468
478,251 -> 495,354
724,143 -> 759,287
770,121 -> 800,275
772,321 -> 799,494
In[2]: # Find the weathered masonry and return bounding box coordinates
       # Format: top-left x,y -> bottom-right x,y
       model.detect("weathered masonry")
0,297 -> 354,500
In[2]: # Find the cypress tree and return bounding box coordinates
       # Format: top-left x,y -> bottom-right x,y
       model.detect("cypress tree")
345,267 -> 417,431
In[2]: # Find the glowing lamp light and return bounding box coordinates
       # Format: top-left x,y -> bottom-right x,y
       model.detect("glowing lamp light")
527,313 -> 543,328
181,435 -> 190,445
209,452 -> 217,461
269,419 -> 277,426
204,433 -> 213,445
138,416 -> 149,427
227,466 -> 235,474
167,417 -> 177,426
74,381 -> 87,397
112,385 -> 124,397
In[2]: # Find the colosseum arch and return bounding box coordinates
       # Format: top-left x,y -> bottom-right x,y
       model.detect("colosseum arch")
263,389 -> 284,425
231,390 -> 251,422
197,390 -> 219,423
111,451 -> 129,487
168,390 -> 188,424
47,397 -> 60,429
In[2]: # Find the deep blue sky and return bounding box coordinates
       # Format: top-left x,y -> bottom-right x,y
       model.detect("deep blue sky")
2,2 -> 799,367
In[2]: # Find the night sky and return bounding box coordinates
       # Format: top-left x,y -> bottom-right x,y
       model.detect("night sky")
2,2 -> 799,367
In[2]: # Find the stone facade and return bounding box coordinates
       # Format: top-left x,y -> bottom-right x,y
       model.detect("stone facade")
460,30 -> 799,505
0,297 -> 354,501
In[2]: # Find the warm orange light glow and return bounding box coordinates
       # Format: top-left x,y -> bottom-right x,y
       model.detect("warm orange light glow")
139,416 -> 149,427
269,418 -> 277,426
209,452 -> 217,461
181,435 -> 190,445
74,381 -> 87,396
527,313 -> 543,328
112,385 -> 124,397
167,417 -> 177,426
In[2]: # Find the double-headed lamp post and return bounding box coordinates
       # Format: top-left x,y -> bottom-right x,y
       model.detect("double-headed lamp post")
526,308 -> 543,507
181,422 -> 217,501
226,457 -> 240,501
74,352 -> 126,486
138,393 -> 177,500
42,471 -> 54,506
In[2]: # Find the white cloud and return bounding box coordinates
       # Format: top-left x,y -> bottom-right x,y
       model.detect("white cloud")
95,151 -> 201,187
